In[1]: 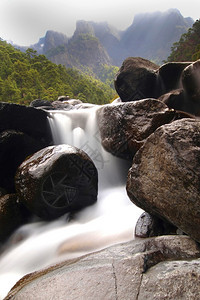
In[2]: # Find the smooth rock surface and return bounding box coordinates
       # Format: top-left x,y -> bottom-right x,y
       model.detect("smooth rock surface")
0,102 -> 51,145
127,118 -> 200,242
181,59 -> 200,115
5,235 -> 200,299
135,212 -> 177,238
182,59 -> 200,102
114,57 -> 159,101
157,62 -> 191,93
15,145 -> 98,220
158,88 -> 185,110
29,99 -> 53,108
138,259 -> 200,299
97,99 -> 175,159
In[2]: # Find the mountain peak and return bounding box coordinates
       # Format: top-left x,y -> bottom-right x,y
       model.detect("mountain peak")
17,8 -> 194,70
166,8 -> 182,15
74,20 -> 95,37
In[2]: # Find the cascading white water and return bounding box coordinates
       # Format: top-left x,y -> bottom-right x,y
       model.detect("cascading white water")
0,105 -> 142,299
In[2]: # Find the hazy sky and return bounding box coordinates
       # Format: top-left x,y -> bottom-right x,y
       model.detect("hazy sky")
0,0 -> 199,46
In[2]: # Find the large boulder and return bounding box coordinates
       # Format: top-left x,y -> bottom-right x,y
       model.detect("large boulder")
0,102 -> 52,193
181,59 -> 200,115
5,236 -> 200,299
127,118 -> 200,243
114,57 -> 159,101
182,59 -> 200,101
0,102 -> 52,145
0,130 -> 45,192
15,145 -> 98,220
157,62 -> 191,93
97,99 -> 176,159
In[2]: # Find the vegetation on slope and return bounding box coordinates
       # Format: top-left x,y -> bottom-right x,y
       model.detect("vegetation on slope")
0,39 -> 116,105
167,19 -> 200,62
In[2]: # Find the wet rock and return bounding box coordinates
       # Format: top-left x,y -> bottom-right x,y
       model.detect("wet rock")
15,145 -> 98,220
114,57 -> 159,101
0,194 -> 29,242
181,59 -> 200,115
182,60 -> 200,100
127,118 -> 200,243
0,102 -> 51,145
62,99 -> 82,106
57,95 -> 71,101
157,62 -> 191,93
5,236 -> 200,299
135,212 -> 177,238
49,99 -> 82,110
0,130 -> 45,192
51,101 -> 72,110
97,99 -> 175,159
159,89 -> 200,116
159,88 -> 185,110
29,99 -> 53,108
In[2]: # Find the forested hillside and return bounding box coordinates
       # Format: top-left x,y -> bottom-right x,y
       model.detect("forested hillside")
0,39 -> 115,105
167,19 -> 200,61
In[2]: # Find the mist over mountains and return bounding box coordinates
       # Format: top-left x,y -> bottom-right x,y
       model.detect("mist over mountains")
16,9 -> 193,76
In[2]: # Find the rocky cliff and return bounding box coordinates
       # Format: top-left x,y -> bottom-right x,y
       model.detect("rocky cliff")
15,9 -> 194,78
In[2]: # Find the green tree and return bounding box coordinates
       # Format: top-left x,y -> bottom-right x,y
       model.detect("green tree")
1,77 -> 21,101
0,49 -> 13,79
42,87 -> 59,100
0,39 -> 115,105
167,19 -> 200,62
25,48 -> 37,60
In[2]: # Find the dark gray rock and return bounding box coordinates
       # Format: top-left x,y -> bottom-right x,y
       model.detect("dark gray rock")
157,62 -> 191,93
159,88 -> 185,110
182,59 -> 200,101
0,102 -> 52,145
97,99 -> 176,159
0,194 -> 30,242
127,118 -> 200,243
0,187 -> 6,198
5,235 -> 200,299
159,88 -> 200,117
51,101 -> 72,110
181,59 -> 200,115
48,96 -> 83,110
114,57 -> 159,101
15,145 -> 98,220
51,99 -> 83,110
29,99 -> 53,108
0,130 -> 45,192
135,212 -> 177,238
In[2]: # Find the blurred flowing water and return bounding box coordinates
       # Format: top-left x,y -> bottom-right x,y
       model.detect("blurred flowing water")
0,106 -> 142,299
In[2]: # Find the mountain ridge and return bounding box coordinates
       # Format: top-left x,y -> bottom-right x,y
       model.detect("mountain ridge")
12,9 -> 194,77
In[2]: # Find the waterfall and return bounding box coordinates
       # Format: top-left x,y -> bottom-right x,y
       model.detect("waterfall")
0,106 -> 143,299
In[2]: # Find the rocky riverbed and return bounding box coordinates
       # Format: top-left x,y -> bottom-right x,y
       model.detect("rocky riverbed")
1,57 -> 200,298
